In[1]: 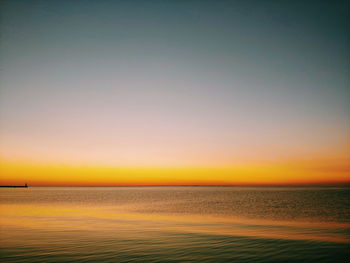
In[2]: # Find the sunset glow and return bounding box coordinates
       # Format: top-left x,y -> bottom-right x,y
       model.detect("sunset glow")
1,159 -> 349,186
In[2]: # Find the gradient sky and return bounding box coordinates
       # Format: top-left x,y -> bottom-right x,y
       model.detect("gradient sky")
0,0 -> 349,185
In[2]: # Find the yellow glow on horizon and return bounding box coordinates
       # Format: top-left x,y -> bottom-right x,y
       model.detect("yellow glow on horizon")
1,159 -> 349,186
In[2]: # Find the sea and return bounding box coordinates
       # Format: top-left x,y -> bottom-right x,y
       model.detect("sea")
0,186 -> 349,262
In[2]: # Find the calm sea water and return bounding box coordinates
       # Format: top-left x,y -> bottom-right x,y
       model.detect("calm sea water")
0,186 -> 349,262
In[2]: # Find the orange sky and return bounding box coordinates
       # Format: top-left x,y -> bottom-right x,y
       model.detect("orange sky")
1,158 -> 349,186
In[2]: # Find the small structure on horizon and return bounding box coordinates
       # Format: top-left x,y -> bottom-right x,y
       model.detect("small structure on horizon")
0,183 -> 28,188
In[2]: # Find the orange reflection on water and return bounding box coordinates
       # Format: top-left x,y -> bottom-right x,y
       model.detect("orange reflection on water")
1,203 -> 349,244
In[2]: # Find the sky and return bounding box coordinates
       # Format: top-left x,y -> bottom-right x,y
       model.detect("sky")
0,0 -> 349,186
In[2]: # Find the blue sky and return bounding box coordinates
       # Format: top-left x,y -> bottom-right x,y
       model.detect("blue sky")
1,0 -> 349,167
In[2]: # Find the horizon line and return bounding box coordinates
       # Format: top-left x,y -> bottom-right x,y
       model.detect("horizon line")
2,183 -> 349,187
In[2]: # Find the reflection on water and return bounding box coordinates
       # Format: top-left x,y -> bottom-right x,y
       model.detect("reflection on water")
1,187 -> 349,262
